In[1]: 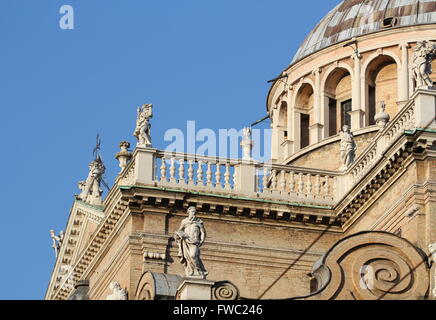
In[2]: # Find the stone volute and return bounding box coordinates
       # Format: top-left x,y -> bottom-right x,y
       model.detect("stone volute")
115,141 -> 132,173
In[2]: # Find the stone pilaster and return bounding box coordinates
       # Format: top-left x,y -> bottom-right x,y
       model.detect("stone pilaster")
351,54 -> 364,130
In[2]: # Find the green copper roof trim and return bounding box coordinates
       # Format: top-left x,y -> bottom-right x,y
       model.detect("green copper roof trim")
75,200 -> 104,211
405,128 -> 436,135
118,185 -> 332,209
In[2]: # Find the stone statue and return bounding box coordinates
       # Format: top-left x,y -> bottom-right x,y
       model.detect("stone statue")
133,104 -> 153,147
174,207 -> 208,279
77,155 -> 106,206
241,127 -> 254,161
106,281 -> 128,300
429,243 -> 436,297
50,230 -> 64,258
339,125 -> 356,171
411,40 -> 436,89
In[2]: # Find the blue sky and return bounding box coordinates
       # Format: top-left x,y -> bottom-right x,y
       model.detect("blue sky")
0,0 -> 339,299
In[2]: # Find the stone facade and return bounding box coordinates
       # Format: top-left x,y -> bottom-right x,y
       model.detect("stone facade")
46,0 -> 436,301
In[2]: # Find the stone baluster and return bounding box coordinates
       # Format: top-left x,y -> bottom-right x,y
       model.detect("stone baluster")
232,165 -> 237,190
262,167 -> 269,193
271,170 -> 278,191
315,175 -> 321,196
298,173 -> 304,194
160,157 -> 167,182
215,163 -> 222,188
206,162 -> 213,188
280,170 -> 286,192
323,176 -> 330,196
306,174 -> 312,195
331,177 -> 336,199
224,163 -> 231,190
289,171 -> 295,193
197,161 -> 204,186
179,159 -> 185,184
188,160 -> 194,185
170,157 -> 176,183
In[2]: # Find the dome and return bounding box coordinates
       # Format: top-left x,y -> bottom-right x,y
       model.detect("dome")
292,0 -> 436,64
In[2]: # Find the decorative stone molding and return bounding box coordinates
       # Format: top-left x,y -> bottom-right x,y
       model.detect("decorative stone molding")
305,232 -> 430,300
404,205 -> 420,218
143,251 -> 166,261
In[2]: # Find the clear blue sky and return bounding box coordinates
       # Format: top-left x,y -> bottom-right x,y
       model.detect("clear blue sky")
0,0 -> 339,299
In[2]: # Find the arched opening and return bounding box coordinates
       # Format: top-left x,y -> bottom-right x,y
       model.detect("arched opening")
365,55 -> 398,126
324,68 -> 352,137
295,83 -> 314,149
277,101 -> 288,147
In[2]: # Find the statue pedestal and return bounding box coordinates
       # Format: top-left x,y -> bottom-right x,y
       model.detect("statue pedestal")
176,278 -> 215,300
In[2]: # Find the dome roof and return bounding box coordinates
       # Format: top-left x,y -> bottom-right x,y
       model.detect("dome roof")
292,0 -> 436,64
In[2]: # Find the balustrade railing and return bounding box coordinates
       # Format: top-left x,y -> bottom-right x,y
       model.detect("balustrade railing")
154,152 -> 238,191
255,164 -> 337,201
120,90 -> 434,205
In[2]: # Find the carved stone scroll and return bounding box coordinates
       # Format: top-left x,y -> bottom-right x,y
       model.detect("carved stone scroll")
305,231 -> 430,300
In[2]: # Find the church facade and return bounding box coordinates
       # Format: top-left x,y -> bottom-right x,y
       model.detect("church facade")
46,0 -> 436,300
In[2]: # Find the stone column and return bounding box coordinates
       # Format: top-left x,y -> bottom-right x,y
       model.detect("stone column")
310,68 -> 323,143
286,87 -> 295,155
350,54 -> 364,130
399,42 -> 411,106
293,112 -> 301,152
321,93 -> 330,138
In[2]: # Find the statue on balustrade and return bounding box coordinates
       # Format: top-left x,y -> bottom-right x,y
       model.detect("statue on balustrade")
339,125 -> 356,171
241,127 -> 254,161
134,104 -> 153,147
412,40 -> 436,89
174,207 -> 208,279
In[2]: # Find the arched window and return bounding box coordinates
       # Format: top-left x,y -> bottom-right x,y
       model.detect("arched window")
365,55 -> 398,126
324,68 -> 352,137
278,101 -> 288,145
295,83 -> 314,149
